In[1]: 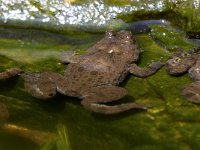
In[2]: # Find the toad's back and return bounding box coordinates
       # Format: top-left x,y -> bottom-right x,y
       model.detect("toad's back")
65,54 -> 130,89
64,31 -> 138,90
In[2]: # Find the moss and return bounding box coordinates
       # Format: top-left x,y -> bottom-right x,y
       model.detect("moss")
0,55 -> 23,72
150,24 -> 197,51
168,0 -> 200,33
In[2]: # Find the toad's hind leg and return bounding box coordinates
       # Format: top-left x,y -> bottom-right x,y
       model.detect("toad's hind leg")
22,72 -> 57,99
81,86 -> 147,114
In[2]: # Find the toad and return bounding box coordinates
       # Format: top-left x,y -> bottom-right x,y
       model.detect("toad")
22,31 -> 164,114
165,49 -> 200,103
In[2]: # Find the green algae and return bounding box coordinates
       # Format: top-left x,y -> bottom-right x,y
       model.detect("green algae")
118,0 -> 200,34
165,0 -> 200,33
149,24 -> 197,51
0,55 -> 22,72
0,23 -> 200,150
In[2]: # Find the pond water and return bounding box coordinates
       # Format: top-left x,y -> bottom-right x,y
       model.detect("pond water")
0,1 -> 200,150
0,22 -> 199,150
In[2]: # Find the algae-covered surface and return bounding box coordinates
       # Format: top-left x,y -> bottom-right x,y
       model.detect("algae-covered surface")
0,24 -> 200,150
0,0 -> 200,150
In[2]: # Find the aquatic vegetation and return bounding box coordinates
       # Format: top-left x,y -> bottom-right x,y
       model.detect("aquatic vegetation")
41,124 -> 72,150
150,24 -> 196,51
56,124 -> 72,150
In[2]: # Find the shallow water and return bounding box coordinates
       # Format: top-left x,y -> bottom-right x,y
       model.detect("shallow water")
0,0 -> 200,150
0,23 -> 199,150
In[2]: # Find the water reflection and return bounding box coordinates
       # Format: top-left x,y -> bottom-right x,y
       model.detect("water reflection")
0,0 -> 166,26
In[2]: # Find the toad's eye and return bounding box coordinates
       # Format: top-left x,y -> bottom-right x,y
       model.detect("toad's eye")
173,57 -> 181,63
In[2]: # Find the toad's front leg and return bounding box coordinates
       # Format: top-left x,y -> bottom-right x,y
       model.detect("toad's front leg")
60,50 -> 80,64
0,67 -> 23,80
129,58 -> 164,77
80,86 -> 147,115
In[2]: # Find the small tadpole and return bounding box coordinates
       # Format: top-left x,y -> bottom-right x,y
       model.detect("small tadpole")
126,19 -> 170,34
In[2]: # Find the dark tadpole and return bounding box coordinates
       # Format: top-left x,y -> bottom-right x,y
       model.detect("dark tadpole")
126,19 -> 170,34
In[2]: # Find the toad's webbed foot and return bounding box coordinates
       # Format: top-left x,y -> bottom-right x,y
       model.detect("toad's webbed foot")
81,86 -> 148,115
22,72 -> 57,99
129,58 -> 164,77
181,81 -> 200,104
0,67 -> 23,80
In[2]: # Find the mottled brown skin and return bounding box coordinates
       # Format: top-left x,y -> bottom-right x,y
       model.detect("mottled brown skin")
166,49 -> 200,104
0,67 -> 23,80
22,31 -> 164,114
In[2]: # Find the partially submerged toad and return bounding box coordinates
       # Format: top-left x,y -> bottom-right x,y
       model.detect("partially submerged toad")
165,49 -> 200,103
22,31 -> 164,114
